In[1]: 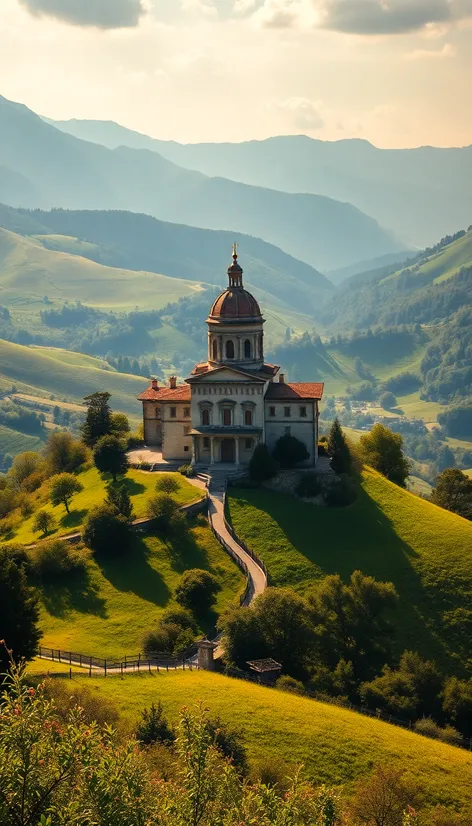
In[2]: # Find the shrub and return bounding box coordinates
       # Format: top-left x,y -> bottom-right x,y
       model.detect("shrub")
44,679 -> 119,726
105,483 -> 134,521
249,444 -> 277,482
175,568 -> 220,615
32,510 -> 55,536
295,472 -> 322,498
414,717 -> 461,745
43,431 -> 87,475
21,470 -> 45,493
324,475 -> 356,507
135,701 -> 175,746
155,474 -> 179,494
142,628 -> 174,656
146,493 -> 181,532
250,755 -> 292,791
273,435 -> 309,469
276,675 -> 305,695
49,473 -> 83,514
173,628 -> 196,655
206,716 -> 248,775
31,540 -> 86,581
127,432 -> 144,450
82,505 -> 131,556
160,607 -> 198,633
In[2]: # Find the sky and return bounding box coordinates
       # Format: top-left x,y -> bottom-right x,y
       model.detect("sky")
0,0 -> 471,147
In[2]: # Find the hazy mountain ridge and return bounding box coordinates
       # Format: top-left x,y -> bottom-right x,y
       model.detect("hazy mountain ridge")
50,115 -> 472,249
0,95 -> 403,272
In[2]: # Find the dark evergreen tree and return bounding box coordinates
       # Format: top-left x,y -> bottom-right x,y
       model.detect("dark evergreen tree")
0,549 -> 40,671
93,435 -> 128,483
328,418 -> 352,475
249,444 -> 277,482
81,392 -> 112,447
82,505 -> 131,556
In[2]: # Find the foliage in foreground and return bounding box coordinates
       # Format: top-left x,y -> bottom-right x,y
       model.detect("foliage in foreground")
0,661 -> 344,826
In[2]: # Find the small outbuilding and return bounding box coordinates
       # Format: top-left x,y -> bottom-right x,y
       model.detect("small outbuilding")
246,658 -> 282,685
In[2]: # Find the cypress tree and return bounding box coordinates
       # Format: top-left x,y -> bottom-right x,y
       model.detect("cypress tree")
328,418 -> 352,475
81,392 -> 112,446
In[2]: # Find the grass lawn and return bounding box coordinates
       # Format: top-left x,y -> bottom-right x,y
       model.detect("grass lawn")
39,670 -> 472,811
3,468 -> 201,545
228,468 -> 472,674
36,521 -> 245,658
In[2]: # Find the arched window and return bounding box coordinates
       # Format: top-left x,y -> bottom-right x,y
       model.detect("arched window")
259,333 -> 263,358
223,408 -> 232,426
202,409 -> 210,426
244,409 -> 253,426
225,340 -> 235,359
212,339 -> 218,361
244,339 -> 251,359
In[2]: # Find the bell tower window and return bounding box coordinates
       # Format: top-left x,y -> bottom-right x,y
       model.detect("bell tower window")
212,339 -> 218,361
244,339 -> 251,359
225,340 -> 235,359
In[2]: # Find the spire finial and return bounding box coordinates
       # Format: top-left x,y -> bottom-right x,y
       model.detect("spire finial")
232,242 -> 238,260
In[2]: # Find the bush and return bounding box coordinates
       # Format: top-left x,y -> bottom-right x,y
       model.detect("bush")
172,628 -> 196,655
135,701 -> 175,746
105,484 -> 134,521
82,505 -> 131,556
142,628 -> 174,656
43,431 -> 87,475
276,675 -> 305,695
175,568 -> 220,615
31,540 -> 86,581
206,716 -> 248,775
324,475 -> 356,507
160,607 -> 198,633
127,432 -> 144,450
295,472 -> 322,498
155,474 -> 179,494
273,435 -> 309,469
143,608 -> 198,658
21,470 -> 45,493
249,444 -> 277,482
32,510 -> 56,537
414,717 -> 461,745
146,493 -> 181,532
44,679 -> 119,726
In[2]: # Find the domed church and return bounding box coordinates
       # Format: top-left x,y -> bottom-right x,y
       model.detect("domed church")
138,248 -> 324,466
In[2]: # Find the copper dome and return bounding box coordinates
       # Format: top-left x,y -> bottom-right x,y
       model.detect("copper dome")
209,288 -> 262,321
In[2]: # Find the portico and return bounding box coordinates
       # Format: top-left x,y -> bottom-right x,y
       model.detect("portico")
190,426 -> 262,466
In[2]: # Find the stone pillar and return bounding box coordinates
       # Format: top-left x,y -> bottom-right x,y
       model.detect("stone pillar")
235,438 -> 240,466
197,640 -> 216,671
210,437 -> 215,465
237,335 -> 242,360
191,436 -> 196,466
218,335 -> 223,361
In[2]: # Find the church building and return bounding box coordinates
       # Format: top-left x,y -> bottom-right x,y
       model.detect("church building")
138,248 -> 324,466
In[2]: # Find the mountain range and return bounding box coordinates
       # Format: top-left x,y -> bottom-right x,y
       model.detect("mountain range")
50,116 -> 472,251
0,95 -> 403,273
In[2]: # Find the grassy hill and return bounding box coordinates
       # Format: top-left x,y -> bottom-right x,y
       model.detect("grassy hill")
34,520 -> 244,658
0,423 -> 44,457
0,95 -> 403,273
25,668 -> 472,810
0,339 -> 146,418
227,468 -> 472,674
1,467 -> 199,546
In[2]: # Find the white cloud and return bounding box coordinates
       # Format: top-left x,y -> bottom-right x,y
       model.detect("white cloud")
270,97 -> 325,129
18,0 -> 146,29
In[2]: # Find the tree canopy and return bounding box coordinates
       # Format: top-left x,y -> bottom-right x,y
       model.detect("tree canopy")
360,424 -> 410,487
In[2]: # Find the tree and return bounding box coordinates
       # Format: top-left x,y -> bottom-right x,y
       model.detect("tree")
379,391 -> 397,410
442,677 -> 472,737
249,443 -> 277,482
308,571 -> 398,681
93,435 -> 128,482
175,568 -> 220,615
273,434 -> 309,469
327,418 -> 352,475
360,424 -> 410,487
82,504 -> 131,556
147,493 -> 181,532
155,474 -> 180,494
49,473 -> 83,514
43,431 -> 87,475
0,549 -> 40,671
81,391 -> 112,446
431,468 -> 472,521
105,483 -> 134,521
349,766 -> 418,826
32,510 -> 55,536
360,652 -> 443,721
110,412 -> 130,436
7,452 -> 44,490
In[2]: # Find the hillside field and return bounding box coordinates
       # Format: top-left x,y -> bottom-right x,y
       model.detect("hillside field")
2,468 -> 199,545
34,521 -> 245,658
0,339 -> 145,418
227,468 -> 472,674
26,669 -> 472,811
0,422 -> 44,456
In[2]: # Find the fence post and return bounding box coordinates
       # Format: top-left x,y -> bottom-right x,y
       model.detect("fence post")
121,663 -> 123,677
104,659 -> 107,677
89,662 -> 92,677
69,667 -> 72,680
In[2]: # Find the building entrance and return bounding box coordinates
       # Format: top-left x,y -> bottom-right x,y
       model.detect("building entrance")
220,438 -> 236,463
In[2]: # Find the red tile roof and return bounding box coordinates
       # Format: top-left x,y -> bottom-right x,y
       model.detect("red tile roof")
137,384 -> 191,402
265,382 -> 324,400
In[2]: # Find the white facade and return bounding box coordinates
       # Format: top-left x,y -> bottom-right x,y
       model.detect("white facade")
138,250 -> 323,466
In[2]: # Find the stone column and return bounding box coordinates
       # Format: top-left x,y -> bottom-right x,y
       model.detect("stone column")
191,436 -> 196,466
210,437 -> 215,465
235,438 -> 240,466
237,335 -> 242,360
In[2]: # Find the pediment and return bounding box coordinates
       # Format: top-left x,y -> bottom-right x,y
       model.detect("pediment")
187,366 -> 265,384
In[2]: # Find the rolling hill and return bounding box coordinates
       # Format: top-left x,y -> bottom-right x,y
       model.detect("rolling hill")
0,95 -> 404,272
50,117 -> 472,250
26,668 -> 472,811
0,339 -> 145,419
228,468 -> 472,675
0,204 -> 334,316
